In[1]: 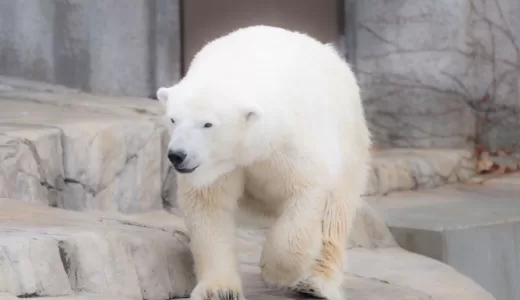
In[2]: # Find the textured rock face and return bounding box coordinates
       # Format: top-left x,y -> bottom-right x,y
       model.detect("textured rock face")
0,199 -> 195,299
0,199 -> 495,300
0,125 -> 64,206
354,0 -> 520,151
0,84 -> 176,213
468,0 -> 520,152
0,0 -> 181,98
0,236 -> 72,297
367,175 -> 520,300
1,121 -> 170,212
347,247 -> 495,300
59,119 -> 168,212
365,148 -> 476,196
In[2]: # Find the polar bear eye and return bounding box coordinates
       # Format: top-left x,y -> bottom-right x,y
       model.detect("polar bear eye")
203,122 -> 213,128
170,118 -> 175,124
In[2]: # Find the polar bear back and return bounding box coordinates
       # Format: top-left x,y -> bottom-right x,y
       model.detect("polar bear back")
188,26 -> 368,148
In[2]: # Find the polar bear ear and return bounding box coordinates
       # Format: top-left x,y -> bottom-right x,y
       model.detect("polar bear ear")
156,87 -> 170,107
244,106 -> 262,122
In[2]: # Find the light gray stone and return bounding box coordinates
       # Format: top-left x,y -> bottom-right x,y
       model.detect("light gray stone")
353,0 -> 520,152
341,276 -> 431,300
59,119 -> 168,213
236,247 -> 494,300
0,0 -> 181,98
241,266 -> 432,300
367,175 -> 520,300
0,75 -> 80,94
0,125 -> 64,206
58,232 -> 143,300
0,293 -> 18,300
354,0 -> 477,149
0,199 -> 196,300
0,236 -> 71,297
126,230 -> 195,300
366,148 -> 476,195
348,247 -> 495,300
0,196 -> 497,300
0,85 -> 175,213
37,293 -> 135,300
468,0 -> 520,152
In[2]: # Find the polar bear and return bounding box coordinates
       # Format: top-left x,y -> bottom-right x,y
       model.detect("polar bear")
156,25 -> 371,300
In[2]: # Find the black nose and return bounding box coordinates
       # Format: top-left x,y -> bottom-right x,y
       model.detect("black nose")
168,150 -> 187,166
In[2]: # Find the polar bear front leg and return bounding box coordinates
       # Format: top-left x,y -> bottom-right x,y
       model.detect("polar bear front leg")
260,188 -> 325,288
293,187 -> 354,300
178,170 -> 245,300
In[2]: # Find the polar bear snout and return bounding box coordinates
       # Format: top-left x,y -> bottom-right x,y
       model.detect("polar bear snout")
168,149 -> 187,165
168,149 -> 198,173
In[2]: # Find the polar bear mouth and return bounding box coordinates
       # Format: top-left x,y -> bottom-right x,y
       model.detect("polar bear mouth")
174,165 -> 198,174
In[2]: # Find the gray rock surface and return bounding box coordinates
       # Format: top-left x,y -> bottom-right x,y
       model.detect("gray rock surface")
367,173 -> 520,300
0,198 -> 495,300
0,236 -> 71,297
0,0 -> 181,98
1,0 -> 518,152
0,83 -> 175,213
353,0 -> 520,151
366,148 -> 476,196
0,199 -> 195,299
241,265 -> 433,300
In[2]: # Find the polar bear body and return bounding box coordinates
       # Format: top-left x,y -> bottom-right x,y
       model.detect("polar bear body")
157,25 -> 371,300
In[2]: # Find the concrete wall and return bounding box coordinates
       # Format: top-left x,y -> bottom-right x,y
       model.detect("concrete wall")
348,0 -> 520,152
2,0 -> 519,151
0,0 -> 181,98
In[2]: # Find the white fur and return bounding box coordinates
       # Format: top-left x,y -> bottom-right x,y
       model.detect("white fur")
157,25 -> 371,300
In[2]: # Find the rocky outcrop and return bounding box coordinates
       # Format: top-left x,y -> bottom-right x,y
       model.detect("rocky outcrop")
0,80 -> 176,213
0,198 -> 495,300
365,148 -> 476,196
0,199 -> 194,299
367,175 -> 520,300
353,0 -> 520,152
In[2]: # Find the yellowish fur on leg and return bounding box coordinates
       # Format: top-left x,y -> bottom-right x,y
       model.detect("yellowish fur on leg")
259,187 -> 326,288
178,170 -> 246,300
292,186 -> 360,300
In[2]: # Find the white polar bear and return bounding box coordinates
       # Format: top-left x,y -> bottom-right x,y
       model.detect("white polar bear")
157,25 -> 371,300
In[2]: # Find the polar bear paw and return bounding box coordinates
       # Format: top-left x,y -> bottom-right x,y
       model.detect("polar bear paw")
291,275 -> 344,300
190,280 -> 245,300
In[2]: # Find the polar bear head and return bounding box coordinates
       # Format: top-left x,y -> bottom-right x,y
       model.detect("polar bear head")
156,79 -> 261,178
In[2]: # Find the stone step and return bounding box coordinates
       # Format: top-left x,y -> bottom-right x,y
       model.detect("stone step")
0,84 -> 176,213
366,173 -> 520,300
0,198 -> 494,300
1,80 -> 477,213
0,199 -> 194,300
0,196 -> 395,299
0,293 -> 134,300
365,148 -> 476,196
